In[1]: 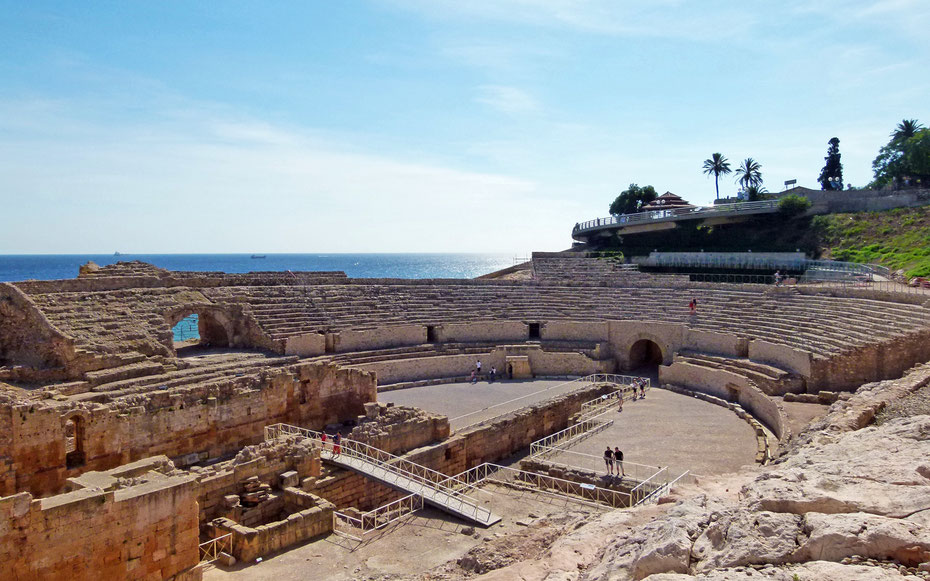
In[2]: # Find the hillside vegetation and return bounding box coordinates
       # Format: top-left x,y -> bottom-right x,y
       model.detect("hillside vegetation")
607,205 -> 930,278
815,205 -> 930,278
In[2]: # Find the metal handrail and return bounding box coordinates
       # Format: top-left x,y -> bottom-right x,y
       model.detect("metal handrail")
199,533 -> 232,563
333,493 -> 424,538
574,200 -> 779,234
265,423 -> 493,524
529,418 -> 613,458
450,462 -> 633,509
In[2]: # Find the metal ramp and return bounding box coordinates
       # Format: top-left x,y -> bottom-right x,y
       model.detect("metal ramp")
264,423 -> 501,527
323,449 -> 501,527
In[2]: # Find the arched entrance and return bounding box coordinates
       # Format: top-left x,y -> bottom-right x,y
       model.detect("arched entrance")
64,415 -> 86,469
166,308 -> 234,353
629,339 -> 664,369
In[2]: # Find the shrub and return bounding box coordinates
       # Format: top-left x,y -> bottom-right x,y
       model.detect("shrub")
777,194 -> 812,217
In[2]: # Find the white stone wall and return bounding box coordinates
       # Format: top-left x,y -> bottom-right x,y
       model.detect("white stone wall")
335,325 -> 426,352
749,340 -> 812,376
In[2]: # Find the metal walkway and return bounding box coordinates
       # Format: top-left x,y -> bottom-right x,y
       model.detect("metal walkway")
265,423 -> 501,527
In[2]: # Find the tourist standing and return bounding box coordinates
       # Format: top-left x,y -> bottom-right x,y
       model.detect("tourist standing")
476,360 -> 482,377
320,431 -> 327,452
639,380 -> 646,400
617,390 -> 623,412
604,447 -> 614,476
689,297 -> 697,315
614,447 -> 624,477
774,270 -> 782,286
490,366 -> 496,383
333,433 -> 342,457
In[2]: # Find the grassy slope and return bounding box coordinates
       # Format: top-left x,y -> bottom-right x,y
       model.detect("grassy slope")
814,206 -> 930,278
607,205 -> 930,278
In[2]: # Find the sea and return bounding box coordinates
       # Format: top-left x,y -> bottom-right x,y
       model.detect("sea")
0,253 -> 518,284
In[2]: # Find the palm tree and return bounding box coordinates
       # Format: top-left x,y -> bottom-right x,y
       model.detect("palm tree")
702,153 -> 732,200
891,119 -> 924,145
735,158 -> 763,191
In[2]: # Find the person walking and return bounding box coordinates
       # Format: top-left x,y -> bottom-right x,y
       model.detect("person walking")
333,433 -> 342,457
489,366 -> 496,383
614,447 -> 624,477
604,447 -> 614,476
689,297 -> 697,315
617,389 -> 624,412
774,270 -> 782,286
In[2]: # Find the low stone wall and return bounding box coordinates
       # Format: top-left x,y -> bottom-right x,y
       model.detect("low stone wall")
211,492 -> 334,563
0,475 -> 200,580
354,346 -> 605,385
336,324 -> 426,353
684,329 -> 748,357
748,340 -> 812,377
659,361 -> 788,440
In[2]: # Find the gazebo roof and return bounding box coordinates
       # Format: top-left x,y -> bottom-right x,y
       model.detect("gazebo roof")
640,191 -> 695,211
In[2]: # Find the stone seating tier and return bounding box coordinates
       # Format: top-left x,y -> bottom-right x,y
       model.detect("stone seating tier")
21,283 -> 930,368
69,353 -> 300,403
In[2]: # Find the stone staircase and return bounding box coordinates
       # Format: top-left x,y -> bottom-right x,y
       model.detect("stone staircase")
674,351 -> 805,396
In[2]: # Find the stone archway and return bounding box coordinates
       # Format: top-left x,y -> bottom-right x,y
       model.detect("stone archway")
63,413 -> 87,469
166,307 -> 235,352
628,338 -> 664,369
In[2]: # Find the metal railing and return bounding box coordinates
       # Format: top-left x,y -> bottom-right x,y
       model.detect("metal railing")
799,276 -> 930,295
199,533 -> 232,563
574,200 -> 779,235
264,423 -> 493,525
578,377 -> 650,420
526,448 -> 665,490
333,493 -> 425,540
451,463 -> 633,509
529,418 -> 614,458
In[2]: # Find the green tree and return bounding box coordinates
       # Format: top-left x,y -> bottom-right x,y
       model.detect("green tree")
777,194 -> 812,217
735,158 -> 763,191
892,119 -> 924,145
872,119 -> 928,188
702,153 -> 732,200
744,185 -> 769,201
817,137 -> 843,190
609,184 -> 658,215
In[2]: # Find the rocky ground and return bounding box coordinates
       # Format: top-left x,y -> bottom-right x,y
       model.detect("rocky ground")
403,362 -> 930,581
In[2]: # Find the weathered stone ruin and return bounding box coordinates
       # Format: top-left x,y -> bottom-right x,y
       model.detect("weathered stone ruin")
1,256 -> 929,579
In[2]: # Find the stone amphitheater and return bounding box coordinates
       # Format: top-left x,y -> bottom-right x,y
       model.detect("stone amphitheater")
1,254 -> 929,580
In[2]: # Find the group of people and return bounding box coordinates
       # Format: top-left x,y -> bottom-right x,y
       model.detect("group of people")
470,359 -> 498,384
603,446 -> 624,477
319,431 -> 342,457
617,378 -> 647,412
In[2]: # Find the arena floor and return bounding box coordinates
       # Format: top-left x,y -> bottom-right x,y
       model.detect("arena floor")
382,377 -> 758,479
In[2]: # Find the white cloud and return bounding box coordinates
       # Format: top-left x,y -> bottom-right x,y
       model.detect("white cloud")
0,99 -> 579,253
475,85 -> 541,114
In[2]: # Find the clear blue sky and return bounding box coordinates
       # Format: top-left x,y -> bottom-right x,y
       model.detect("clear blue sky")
2,1 -> 928,253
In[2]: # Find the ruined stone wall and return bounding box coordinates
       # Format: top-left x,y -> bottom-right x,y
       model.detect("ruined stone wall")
212,498 -> 333,563
458,382 -> 616,468
1,362 -> 376,497
0,476 -> 200,580
310,469 -> 404,512
0,283 -> 75,376
809,328 -> 930,391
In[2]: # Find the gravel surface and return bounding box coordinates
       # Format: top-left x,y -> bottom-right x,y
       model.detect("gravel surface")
875,383 -> 930,424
